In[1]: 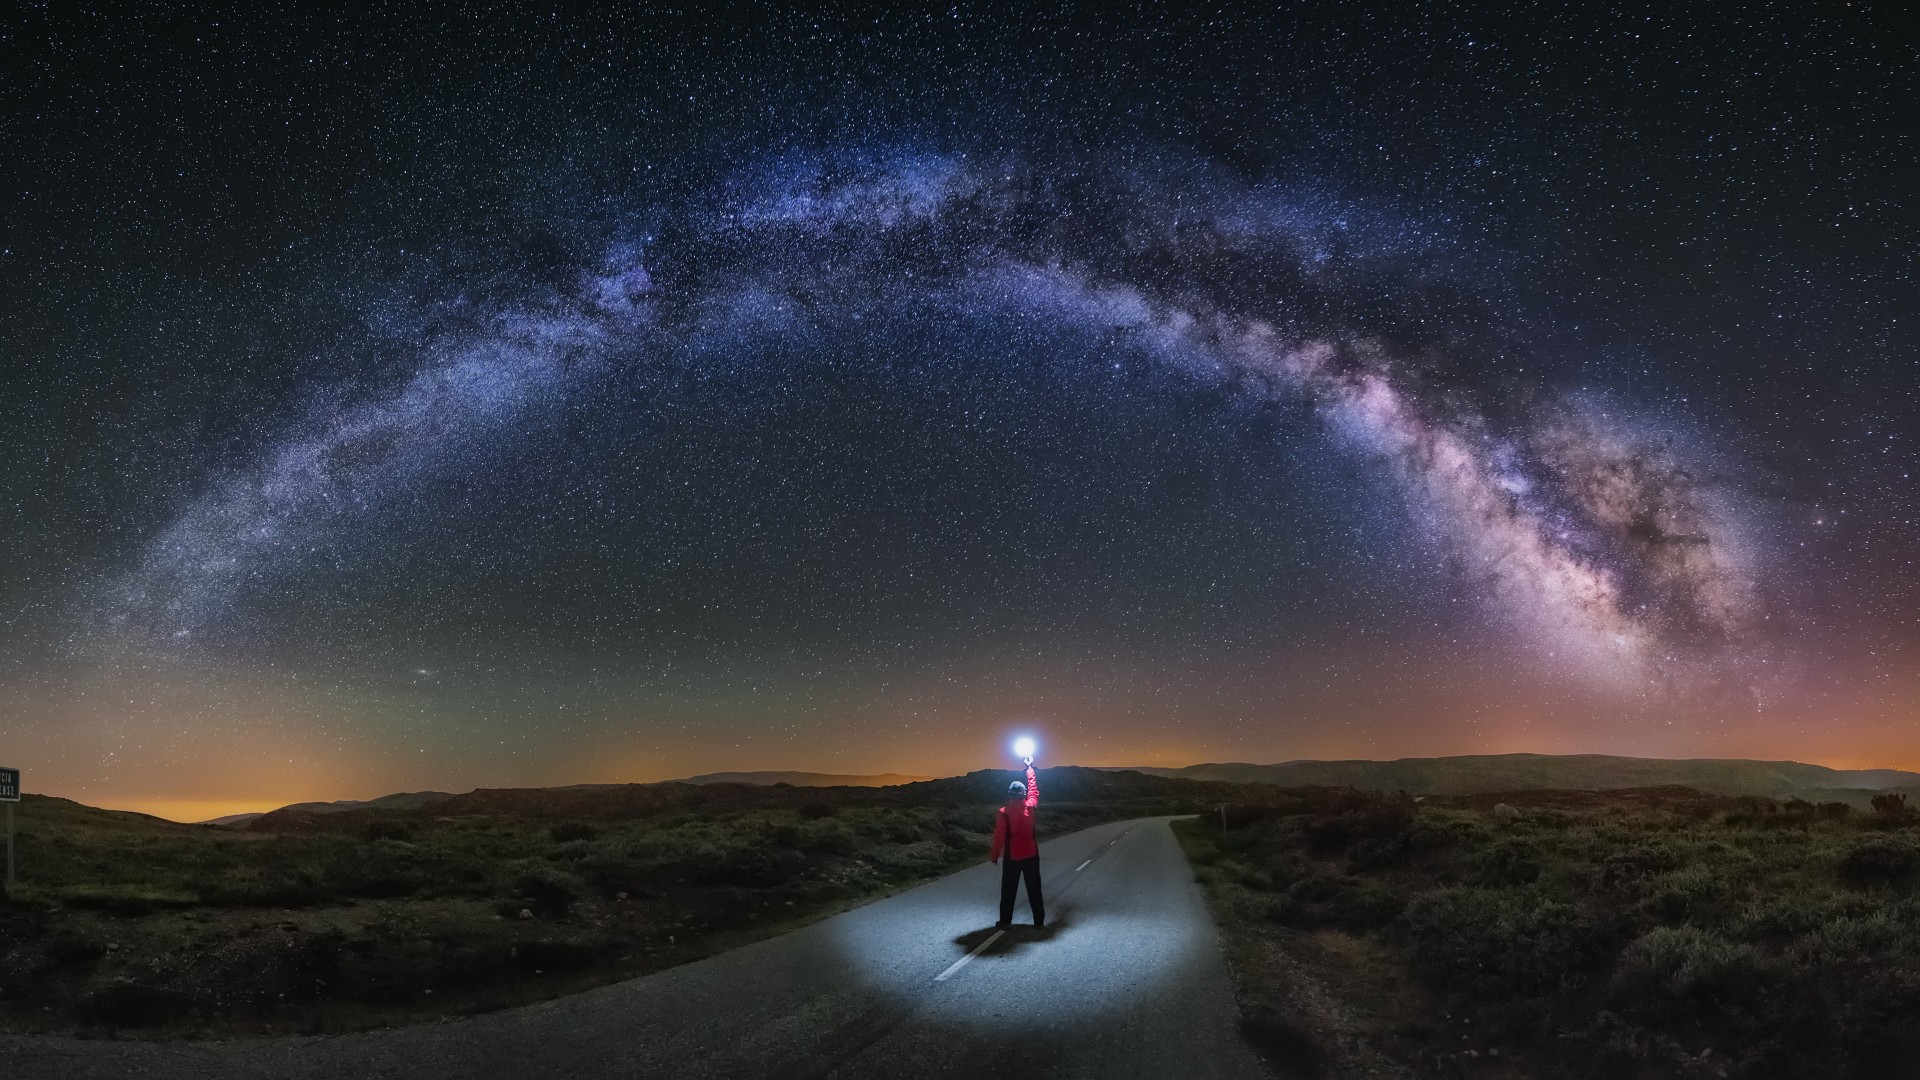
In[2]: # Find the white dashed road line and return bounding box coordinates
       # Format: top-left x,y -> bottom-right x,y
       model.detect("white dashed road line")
934,929 -> 1004,982
1075,859 -> 1091,871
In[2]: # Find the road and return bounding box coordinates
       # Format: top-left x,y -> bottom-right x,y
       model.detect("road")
1,817 -> 1275,1079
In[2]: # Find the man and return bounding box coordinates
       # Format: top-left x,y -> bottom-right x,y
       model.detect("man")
988,753 -> 1043,929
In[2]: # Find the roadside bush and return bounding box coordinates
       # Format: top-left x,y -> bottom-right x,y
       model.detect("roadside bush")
1402,887 -> 1605,999
550,821 -> 598,843
1838,835 -> 1920,886
577,849 -> 650,897
321,840 -> 424,899
365,818 -> 418,842
1303,790 -> 1416,855
796,819 -> 857,856
1472,838 -> 1542,887
693,844 -> 804,887
1633,865 -> 1736,927
1870,792 -> 1913,821
1345,835 -> 1405,873
1271,872 -> 1404,932
1610,926 -> 1772,1030
507,861 -> 585,914
1732,890 -> 1876,943
1401,818 -> 1459,853
1796,912 -> 1915,965
1599,843 -> 1683,887
197,867 -> 330,908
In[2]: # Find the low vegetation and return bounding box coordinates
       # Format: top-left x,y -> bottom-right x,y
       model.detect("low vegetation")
0,768 -> 1218,1036
1176,786 -> 1920,1079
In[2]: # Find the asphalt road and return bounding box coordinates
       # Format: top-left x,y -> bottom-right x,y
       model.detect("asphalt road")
1,817 -> 1275,1079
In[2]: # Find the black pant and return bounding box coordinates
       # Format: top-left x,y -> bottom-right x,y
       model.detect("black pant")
999,855 -> 1044,927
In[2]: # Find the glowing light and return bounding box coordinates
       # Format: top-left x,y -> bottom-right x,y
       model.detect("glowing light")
1012,736 -> 1036,760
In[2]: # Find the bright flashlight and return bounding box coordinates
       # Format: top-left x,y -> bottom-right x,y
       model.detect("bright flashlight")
1012,736 -> 1036,761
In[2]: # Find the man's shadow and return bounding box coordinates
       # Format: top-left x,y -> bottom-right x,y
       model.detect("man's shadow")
953,920 -> 1065,953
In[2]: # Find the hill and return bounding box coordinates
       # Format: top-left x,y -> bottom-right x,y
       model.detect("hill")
675,771 -> 934,787
198,790 -> 454,826
240,766 -> 1246,833
1106,753 -> 1920,803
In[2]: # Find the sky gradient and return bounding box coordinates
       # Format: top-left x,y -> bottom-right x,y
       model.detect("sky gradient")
4,4 -> 1916,820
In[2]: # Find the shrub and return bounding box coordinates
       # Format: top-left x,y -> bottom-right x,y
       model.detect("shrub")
1599,843 -> 1683,886
1634,865 -> 1735,927
1346,836 -> 1405,873
1402,887 -> 1606,999
1870,792 -> 1912,820
1733,891 -> 1875,943
797,820 -> 857,856
692,844 -> 802,887
577,850 -> 649,897
1303,790 -> 1416,855
365,819 -> 417,842
1796,912 -> 1915,965
1838,835 -> 1920,886
550,822 -> 598,843
1610,926 -> 1772,1029
800,801 -> 837,820
197,867 -> 331,908
321,841 -> 423,899
1473,838 -> 1542,887
508,861 -> 585,914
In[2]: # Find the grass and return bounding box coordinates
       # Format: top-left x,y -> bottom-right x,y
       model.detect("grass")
1176,786 -> 1920,1079
0,769 -> 1216,1036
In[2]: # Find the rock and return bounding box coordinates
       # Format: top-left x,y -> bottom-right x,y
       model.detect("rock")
1493,803 -> 1522,822
518,908 -> 534,920
615,891 -> 629,901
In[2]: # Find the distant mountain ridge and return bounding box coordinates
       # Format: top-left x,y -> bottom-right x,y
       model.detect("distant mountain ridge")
200,791 -> 453,826
198,774 -> 927,824
1100,754 -> 1920,799
676,771 -> 934,787
200,754 -> 1920,825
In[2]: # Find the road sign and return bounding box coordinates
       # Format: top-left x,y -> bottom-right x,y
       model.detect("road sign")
1,766 -> 13,895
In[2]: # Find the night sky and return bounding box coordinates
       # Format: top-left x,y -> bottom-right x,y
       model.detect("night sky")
5,4 -> 1917,820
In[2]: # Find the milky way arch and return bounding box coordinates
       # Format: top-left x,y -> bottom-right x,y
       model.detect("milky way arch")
93,149 -> 1769,691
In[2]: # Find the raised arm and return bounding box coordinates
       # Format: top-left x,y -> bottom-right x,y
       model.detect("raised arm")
1025,762 -> 1038,808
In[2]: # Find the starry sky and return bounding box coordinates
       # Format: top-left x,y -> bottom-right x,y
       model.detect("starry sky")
5,3 -> 1917,820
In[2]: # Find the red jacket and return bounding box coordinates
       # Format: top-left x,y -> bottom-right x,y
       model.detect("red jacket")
990,764 -> 1040,862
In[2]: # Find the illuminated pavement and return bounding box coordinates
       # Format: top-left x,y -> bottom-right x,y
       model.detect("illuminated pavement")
0,817 -> 1276,1079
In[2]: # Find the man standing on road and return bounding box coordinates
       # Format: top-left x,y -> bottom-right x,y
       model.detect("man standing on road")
989,751 -> 1043,929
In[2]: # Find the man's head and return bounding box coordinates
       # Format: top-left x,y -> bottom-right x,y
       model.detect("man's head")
1007,780 -> 1026,800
